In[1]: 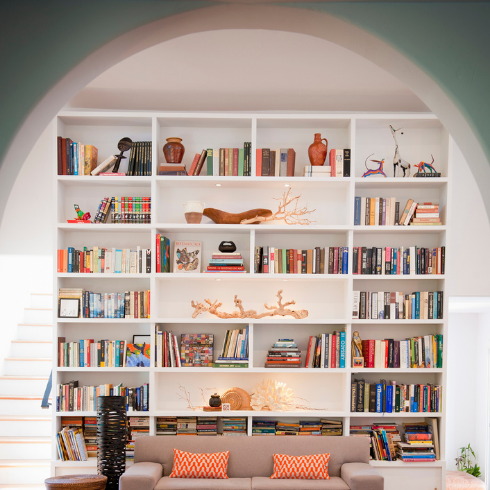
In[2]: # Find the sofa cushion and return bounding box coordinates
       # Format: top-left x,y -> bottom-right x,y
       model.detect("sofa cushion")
156,476 -> 251,490
252,476 -> 349,490
169,449 -> 229,479
270,453 -> 330,480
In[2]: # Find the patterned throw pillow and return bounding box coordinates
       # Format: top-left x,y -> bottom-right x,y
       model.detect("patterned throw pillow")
270,453 -> 330,480
169,448 -> 229,479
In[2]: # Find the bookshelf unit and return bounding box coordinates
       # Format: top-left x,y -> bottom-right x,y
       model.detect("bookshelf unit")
52,111 -> 450,490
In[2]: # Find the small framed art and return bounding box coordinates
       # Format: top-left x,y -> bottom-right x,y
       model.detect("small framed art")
58,298 -> 80,318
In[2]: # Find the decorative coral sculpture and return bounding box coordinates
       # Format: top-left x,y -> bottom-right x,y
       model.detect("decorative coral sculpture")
251,380 -> 295,411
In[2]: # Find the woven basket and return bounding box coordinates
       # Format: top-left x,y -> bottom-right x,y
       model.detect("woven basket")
221,387 -> 252,410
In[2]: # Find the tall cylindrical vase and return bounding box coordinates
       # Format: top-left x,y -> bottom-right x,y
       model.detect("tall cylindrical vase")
97,396 -> 127,490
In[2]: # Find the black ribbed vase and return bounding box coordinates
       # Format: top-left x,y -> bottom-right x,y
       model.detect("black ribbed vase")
97,396 -> 127,490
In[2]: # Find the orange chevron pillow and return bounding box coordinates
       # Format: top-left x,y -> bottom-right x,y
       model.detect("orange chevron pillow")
169,448 -> 229,479
270,453 -> 330,480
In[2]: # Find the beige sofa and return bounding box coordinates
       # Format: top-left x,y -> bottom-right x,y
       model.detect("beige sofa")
119,435 -> 383,490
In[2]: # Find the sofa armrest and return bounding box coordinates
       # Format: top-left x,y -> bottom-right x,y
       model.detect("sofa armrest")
341,462 -> 384,490
119,462 -> 163,490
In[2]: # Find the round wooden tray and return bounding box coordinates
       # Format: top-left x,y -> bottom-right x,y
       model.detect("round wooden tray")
45,474 -> 107,490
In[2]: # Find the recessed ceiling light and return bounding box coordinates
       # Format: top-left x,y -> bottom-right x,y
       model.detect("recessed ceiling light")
216,278 -> 221,282
284,184 -> 290,187
216,183 -> 222,187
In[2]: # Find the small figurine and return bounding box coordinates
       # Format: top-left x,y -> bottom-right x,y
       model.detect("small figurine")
390,125 -> 411,177
414,155 -> 437,174
362,154 -> 387,178
73,204 -> 91,222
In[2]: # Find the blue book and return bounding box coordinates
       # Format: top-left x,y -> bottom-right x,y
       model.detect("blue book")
415,292 -> 420,319
67,247 -> 74,273
380,429 -> 392,461
376,384 -> 383,412
73,142 -> 78,175
386,385 -> 393,413
136,386 -> 141,411
79,339 -> 84,367
115,340 -> 120,367
403,249 -> 408,274
433,292 -> 438,319
342,248 -> 349,274
339,331 -> 346,368
393,249 -> 397,274
143,383 -> 149,411
354,197 -> 361,225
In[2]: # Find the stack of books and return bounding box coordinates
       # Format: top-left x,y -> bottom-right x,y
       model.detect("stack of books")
411,202 -> 441,226
321,419 -> 343,436
222,417 -> 247,436
252,420 -> 276,436
83,417 -> 97,457
206,250 -> 245,273
299,421 -> 322,436
158,164 -> 187,176
276,421 -> 300,435
177,417 -> 197,436
396,422 -> 437,462
265,339 -> 301,368
214,327 -> 249,368
197,417 -> 218,436
303,165 -> 331,177
126,416 -> 149,466
156,417 -> 177,436
256,148 -> 296,177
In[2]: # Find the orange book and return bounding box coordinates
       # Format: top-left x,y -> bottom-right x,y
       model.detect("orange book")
57,250 -> 62,272
370,198 -> 376,226
63,250 -> 68,273
256,149 -> 262,176
84,145 -> 98,175
188,153 -> 200,175
329,149 -> 336,177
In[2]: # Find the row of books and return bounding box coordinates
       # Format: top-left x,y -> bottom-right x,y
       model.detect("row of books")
56,382 -> 149,412
302,149 -> 351,177
350,423 -> 400,461
206,251 -> 245,273
254,246 -> 349,274
155,328 -> 181,367
126,416 -> 150,465
98,196 -> 151,224
256,148 -> 295,177
60,416 -> 97,459
352,246 -> 445,275
223,417 -> 247,436
355,198 -> 441,227
265,339 -> 300,368
155,235 -> 171,272
58,288 -> 150,319
57,247 -> 151,274
396,422 -> 438,462
305,332 -> 346,369
217,327 -> 249,366
57,338 -> 150,368
57,137 -> 98,176
56,426 -> 88,461
352,290 -> 444,320
351,379 -> 442,413
253,419 -> 343,436
360,335 -> 443,369
126,141 -> 152,176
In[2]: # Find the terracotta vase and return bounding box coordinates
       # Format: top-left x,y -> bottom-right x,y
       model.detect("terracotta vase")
308,133 -> 328,166
163,137 -> 185,163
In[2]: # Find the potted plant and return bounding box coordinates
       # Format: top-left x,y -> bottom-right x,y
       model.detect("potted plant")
455,444 -> 481,478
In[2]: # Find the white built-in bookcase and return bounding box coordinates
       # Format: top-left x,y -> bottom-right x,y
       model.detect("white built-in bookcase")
52,111 -> 450,490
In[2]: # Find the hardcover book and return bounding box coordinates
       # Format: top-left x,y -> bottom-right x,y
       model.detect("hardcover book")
174,241 -> 201,273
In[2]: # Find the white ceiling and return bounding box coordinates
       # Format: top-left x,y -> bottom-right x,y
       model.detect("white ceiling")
66,29 -> 429,113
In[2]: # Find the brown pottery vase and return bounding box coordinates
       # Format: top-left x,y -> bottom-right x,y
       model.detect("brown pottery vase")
163,137 -> 185,163
308,133 -> 328,166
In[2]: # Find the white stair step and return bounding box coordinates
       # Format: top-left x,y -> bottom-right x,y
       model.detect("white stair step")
4,358 -> 52,376
0,416 -> 51,437
10,341 -> 52,359
0,461 -> 50,485
16,325 -> 52,342
30,294 -> 53,309
0,437 -> 51,460
0,377 -> 50,396
23,309 -> 52,324
0,396 -> 52,415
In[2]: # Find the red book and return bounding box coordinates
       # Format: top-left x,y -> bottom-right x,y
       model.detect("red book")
330,334 -> 336,368
305,336 -> 313,368
383,340 -> 389,368
361,339 -> 375,368
256,149 -> 262,176
329,149 -> 336,176
405,433 -> 432,441
57,136 -> 63,175
61,137 -> 67,175
188,153 -> 200,176
287,148 -> 296,177
357,248 -> 362,275
233,148 -> 239,176
333,247 -> 339,274
164,332 -> 168,367
156,234 -> 161,273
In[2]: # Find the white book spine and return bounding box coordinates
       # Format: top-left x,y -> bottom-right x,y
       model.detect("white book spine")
213,149 -> 219,176
352,291 -> 360,319
378,291 -> 384,319
410,246 -> 416,274
375,197 -> 380,226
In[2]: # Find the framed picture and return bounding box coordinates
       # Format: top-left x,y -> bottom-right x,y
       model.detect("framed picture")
58,298 -> 80,318
221,403 -> 231,411
133,335 -> 151,345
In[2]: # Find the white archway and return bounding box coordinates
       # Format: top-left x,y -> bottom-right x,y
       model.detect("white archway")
1,3 -> 488,224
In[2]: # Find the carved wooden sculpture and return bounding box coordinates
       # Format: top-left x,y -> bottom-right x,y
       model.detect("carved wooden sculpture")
203,208 -> 272,224
190,290 -> 308,320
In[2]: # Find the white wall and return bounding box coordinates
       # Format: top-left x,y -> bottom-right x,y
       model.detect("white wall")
446,310 -> 490,481
0,123 -> 54,372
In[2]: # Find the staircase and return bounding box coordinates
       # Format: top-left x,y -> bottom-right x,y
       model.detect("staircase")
0,293 -> 53,489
